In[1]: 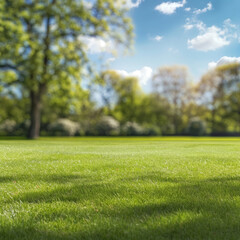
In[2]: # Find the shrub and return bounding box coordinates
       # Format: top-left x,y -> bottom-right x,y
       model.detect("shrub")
121,122 -> 144,136
0,120 -> 17,135
143,125 -> 162,136
48,119 -> 80,136
186,118 -> 206,136
95,116 -> 120,136
161,123 -> 175,135
14,120 -> 30,136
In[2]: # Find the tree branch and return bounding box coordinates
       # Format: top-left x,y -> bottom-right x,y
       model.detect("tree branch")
0,63 -> 18,71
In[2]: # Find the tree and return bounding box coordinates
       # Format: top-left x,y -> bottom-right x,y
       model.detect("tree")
98,70 -> 144,123
95,70 -> 121,116
197,69 -> 221,134
0,0 -> 133,138
136,93 -> 170,134
217,63 -> 240,134
198,63 -> 240,135
113,76 -> 143,122
152,65 -> 191,134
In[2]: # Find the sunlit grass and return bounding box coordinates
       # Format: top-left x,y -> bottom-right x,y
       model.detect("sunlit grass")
0,137 -> 240,240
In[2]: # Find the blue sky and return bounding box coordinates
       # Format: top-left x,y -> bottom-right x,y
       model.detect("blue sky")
85,0 -> 240,88
109,0 -> 240,85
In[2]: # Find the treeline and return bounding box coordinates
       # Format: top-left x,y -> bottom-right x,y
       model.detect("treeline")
0,63 -> 240,137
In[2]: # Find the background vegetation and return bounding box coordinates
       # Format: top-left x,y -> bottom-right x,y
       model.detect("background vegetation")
1,62 -> 240,137
0,1 -> 240,138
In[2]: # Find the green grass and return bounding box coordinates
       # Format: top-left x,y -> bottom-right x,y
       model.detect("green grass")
0,137 -> 240,240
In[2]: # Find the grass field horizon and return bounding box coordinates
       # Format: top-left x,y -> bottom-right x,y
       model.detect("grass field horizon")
1,137 -> 240,239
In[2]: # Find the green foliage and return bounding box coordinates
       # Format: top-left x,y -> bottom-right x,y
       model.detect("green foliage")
137,94 -> 170,128
152,65 -> 192,134
97,70 -> 144,122
186,118 -> 206,136
143,124 -> 162,136
198,63 -> 240,135
0,0 -> 133,138
0,96 -> 29,124
0,119 -> 16,135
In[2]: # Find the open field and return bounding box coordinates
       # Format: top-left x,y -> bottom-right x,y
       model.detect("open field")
0,137 -> 240,240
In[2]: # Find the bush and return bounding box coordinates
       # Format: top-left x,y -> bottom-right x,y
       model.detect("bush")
162,123 -> 175,135
121,122 -> 144,136
186,118 -> 206,136
143,125 -> 162,136
48,119 -> 80,136
0,120 -> 17,135
14,120 -> 30,136
95,116 -> 120,136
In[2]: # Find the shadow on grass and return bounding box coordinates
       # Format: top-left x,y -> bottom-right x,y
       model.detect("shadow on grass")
1,173 -> 240,240
0,176 -> 17,183
0,173 -> 89,184
0,136 -> 27,140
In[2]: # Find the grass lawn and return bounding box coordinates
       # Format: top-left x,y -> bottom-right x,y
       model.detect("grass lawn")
0,137 -> 240,240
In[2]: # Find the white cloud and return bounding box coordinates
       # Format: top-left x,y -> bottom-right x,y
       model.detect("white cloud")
78,36 -> 114,54
193,2 -> 212,15
187,18 -> 240,52
127,0 -> 142,8
184,18 -> 206,32
155,0 -> 186,15
195,21 -> 206,31
106,57 -> 116,64
184,24 -> 194,30
115,66 -> 153,85
184,18 -> 194,30
224,18 -> 237,29
188,26 -> 230,51
208,56 -> 240,69
223,18 -> 239,40
82,1 -> 93,10
185,7 -> 191,12
116,0 -> 143,9
154,35 -> 163,41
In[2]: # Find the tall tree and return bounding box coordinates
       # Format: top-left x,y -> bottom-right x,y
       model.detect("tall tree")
217,63 -> 240,134
97,70 -> 144,122
198,63 -> 240,134
152,65 -> 191,134
0,0 -> 133,138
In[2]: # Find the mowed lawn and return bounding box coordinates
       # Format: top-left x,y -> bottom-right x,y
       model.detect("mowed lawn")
0,137 -> 240,240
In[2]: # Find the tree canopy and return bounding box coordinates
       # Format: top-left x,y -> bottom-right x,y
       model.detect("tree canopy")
0,0 -> 133,138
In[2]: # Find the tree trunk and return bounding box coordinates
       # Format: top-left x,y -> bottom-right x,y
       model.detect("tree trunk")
28,83 -> 46,139
211,109 -> 215,136
238,109 -> 240,136
28,91 -> 42,139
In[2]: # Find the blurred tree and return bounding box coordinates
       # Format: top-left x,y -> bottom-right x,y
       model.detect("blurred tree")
0,0 -> 133,138
136,93 -> 170,133
0,95 -> 28,125
217,63 -> 240,134
152,65 -> 191,134
41,80 -> 91,123
198,63 -> 240,135
98,70 -> 144,123
114,76 -> 143,122
198,68 -> 225,134
96,70 -> 120,115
